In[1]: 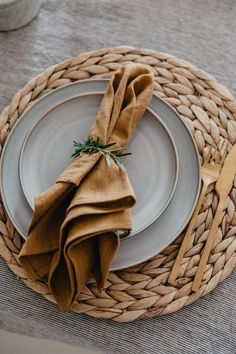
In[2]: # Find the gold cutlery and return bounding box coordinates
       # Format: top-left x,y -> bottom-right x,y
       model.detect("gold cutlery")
192,141 -> 236,291
168,139 -> 228,285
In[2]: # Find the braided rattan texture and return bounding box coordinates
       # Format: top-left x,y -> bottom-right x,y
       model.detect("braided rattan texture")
0,46 -> 236,322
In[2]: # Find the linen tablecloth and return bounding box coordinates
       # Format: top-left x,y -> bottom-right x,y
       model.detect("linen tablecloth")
0,0 -> 236,353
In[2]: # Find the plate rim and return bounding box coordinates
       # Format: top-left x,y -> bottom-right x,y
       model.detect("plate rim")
18,91 -> 179,239
0,78 -> 201,270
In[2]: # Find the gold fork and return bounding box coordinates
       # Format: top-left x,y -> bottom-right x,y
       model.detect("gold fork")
168,139 -> 228,285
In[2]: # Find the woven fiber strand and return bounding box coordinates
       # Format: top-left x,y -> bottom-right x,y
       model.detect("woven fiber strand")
0,46 -> 236,323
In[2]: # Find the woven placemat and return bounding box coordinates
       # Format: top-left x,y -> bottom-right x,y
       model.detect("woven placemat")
0,46 -> 236,322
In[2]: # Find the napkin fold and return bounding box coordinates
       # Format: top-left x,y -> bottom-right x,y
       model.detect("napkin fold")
19,64 -> 154,311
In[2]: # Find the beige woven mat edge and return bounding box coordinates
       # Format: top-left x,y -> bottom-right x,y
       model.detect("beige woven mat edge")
0,46 -> 236,322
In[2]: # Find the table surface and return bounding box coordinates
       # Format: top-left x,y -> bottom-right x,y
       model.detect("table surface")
0,0 -> 236,353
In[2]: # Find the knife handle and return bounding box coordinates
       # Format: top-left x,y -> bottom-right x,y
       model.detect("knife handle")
168,182 -> 208,285
192,201 -> 224,292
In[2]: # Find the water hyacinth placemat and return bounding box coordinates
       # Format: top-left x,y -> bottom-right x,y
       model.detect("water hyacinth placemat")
0,46 -> 236,322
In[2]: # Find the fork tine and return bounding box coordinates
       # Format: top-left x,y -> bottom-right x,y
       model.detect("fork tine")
211,146 -> 218,165
204,147 -> 212,164
219,139 -> 229,166
218,137 -> 224,151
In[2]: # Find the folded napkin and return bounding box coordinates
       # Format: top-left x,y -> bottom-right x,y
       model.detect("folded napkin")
19,64 -> 154,311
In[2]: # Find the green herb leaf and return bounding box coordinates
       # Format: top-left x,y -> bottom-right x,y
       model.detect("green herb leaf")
102,142 -> 117,149
115,152 -> 132,157
105,153 -> 111,166
72,138 -> 131,171
114,157 -> 126,172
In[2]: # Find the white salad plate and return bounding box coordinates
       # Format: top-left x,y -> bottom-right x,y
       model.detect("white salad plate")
0,79 -> 201,270
19,92 -> 179,238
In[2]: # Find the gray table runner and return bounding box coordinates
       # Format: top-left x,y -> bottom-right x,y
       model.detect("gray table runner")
0,0 -> 236,353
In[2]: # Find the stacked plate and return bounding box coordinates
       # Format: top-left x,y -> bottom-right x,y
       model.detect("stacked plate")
0,79 -> 201,270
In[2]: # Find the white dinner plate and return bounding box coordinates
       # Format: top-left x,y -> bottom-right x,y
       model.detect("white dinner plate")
0,79 -> 201,270
19,93 -> 179,238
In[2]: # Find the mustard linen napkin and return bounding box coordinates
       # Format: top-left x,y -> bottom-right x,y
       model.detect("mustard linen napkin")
19,64 -> 154,311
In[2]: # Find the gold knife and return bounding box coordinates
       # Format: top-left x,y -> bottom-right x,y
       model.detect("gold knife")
192,142 -> 236,292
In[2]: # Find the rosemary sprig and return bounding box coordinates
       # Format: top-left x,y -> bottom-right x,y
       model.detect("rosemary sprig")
72,137 -> 131,171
